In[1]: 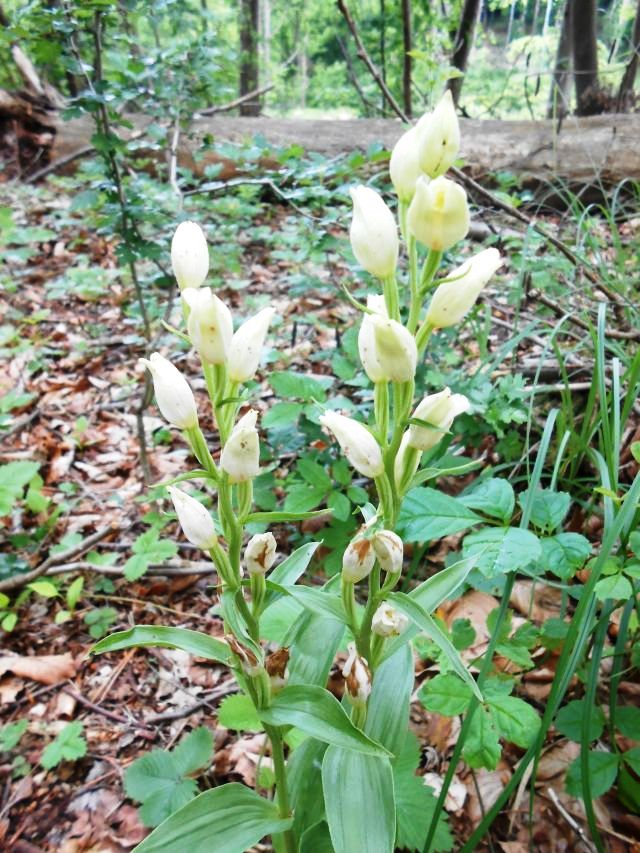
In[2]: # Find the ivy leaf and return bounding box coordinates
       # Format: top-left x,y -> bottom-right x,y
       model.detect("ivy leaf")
41,721 -> 87,769
565,750 -> 619,799
124,530 -> 178,581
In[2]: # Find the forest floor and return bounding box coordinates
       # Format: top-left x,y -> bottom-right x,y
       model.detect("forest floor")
1,177 -> 639,853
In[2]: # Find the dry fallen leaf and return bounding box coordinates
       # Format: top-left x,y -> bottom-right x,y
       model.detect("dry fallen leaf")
0,653 -> 78,685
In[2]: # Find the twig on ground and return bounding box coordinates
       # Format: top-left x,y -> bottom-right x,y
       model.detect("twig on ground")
25,145 -> 95,183
528,288 -> 640,340
144,680 -> 237,724
46,560 -> 216,577
545,787 -> 597,853
62,684 -> 154,731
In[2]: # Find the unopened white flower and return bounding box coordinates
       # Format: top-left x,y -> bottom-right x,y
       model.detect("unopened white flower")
245,532 -> 277,576
408,388 -> 470,451
390,125 -> 422,202
371,316 -> 417,382
342,642 -> 372,706
227,307 -> 275,383
183,288 -> 233,365
408,175 -> 469,252
417,91 -> 460,179
372,530 -> 404,574
167,485 -> 217,550
372,602 -> 409,637
139,352 -> 198,430
425,248 -> 503,328
171,221 -> 209,291
342,535 -> 376,583
358,295 -> 389,383
349,186 -> 399,279
220,410 -> 260,483
319,411 -> 384,479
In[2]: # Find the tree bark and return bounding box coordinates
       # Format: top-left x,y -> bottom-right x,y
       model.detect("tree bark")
401,0 -> 412,117
572,0 -> 600,115
447,0 -> 482,106
239,0 -> 260,116
547,0 -> 572,118
616,0 -> 640,110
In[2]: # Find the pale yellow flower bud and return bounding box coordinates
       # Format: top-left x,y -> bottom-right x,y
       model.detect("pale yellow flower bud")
408,387 -> 470,451
183,288 -> 233,365
372,602 -> 409,637
167,485 -> 217,550
371,316 -> 418,382
342,642 -> 372,706
407,175 -> 469,252
319,411 -> 384,479
220,410 -> 260,483
417,91 -> 460,179
245,532 -> 277,576
342,535 -> 376,583
139,352 -> 198,430
358,296 -> 389,384
372,530 -> 404,574
349,186 -> 399,279
171,221 -> 209,291
425,248 -> 503,328
227,307 -> 274,383
389,125 -> 421,202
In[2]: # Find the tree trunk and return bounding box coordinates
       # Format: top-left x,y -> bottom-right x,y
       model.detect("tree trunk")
447,0 -> 482,106
547,0 -> 572,118
572,0 -> 601,114
616,0 -> 640,110
379,0 -> 386,115
239,0 -> 260,116
401,0 -> 412,117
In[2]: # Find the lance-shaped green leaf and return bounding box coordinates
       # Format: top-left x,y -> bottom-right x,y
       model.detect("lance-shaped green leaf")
365,644 -> 414,758
245,509 -> 332,524
264,542 -> 320,608
387,592 -> 483,702
134,783 -> 292,853
267,581 -> 347,622
322,747 -> 395,853
92,626 -> 231,664
260,685 -> 390,756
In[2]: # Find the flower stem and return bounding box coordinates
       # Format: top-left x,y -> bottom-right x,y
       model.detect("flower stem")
264,724 -> 297,853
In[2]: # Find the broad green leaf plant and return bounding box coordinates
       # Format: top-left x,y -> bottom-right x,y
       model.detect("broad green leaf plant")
93,92 -> 504,853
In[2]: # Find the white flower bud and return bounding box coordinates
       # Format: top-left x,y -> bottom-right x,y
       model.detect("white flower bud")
394,431 -> 420,491
342,535 -> 376,583
372,602 -> 409,638
425,248 -> 503,328
183,288 -> 233,365
342,642 -> 372,706
171,221 -> 209,291
417,91 -> 460,179
371,316 -> 417,382
319,411 -> 384,479
358,296 -> 389,384
408,387 -> 470,451
167,485 -> 217,550
407,175 -> 469,252
389,125 -> 421,202
139,352 -> 198,430
220,410 -> 260,483
372,530 -> 404,574
227,307 -> 274,383
245,532 -> 277,576
349,186 -> 399,279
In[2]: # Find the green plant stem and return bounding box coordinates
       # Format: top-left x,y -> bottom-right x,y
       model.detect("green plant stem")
263,724 -> 297,853
407,233 -> 421,333
609,594 -> 634,741
382,273 -> 400,321
341,579 -> 359,637
419,249 -> 443,295
359,564 -> 381,661
185,427 -> 218,479
374,474 -> 395,527
374,381 -> 390,447
415,321 -> 434,355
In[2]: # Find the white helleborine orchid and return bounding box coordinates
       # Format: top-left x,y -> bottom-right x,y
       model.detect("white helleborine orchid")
342,643 -> 372,706
171,221 -> 209,291
245,532 -> 277,576
372,602 -> 409,637
349,186 -> 399,279
139,352 -> 198,430
183,288 -> 233,365
407,175 -> 469,252
227,307 -> 275,383
372,530 -> 404,574
389,125 -> 422,202
167,485 -> 217,550
342,535 -> 376,583
358,295 -> 389,384
220,410 -> 260,483
319,411 -> 384,479
408,387 -> 470,451
417,90 -> 460,179
425,248 -> 503,328
371,316 -> 418,382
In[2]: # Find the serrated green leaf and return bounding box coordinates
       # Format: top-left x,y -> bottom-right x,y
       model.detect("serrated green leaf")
594,573 -> 633,601
41,721 -> 86,769
615,705 -> 640,740
486,695 -> 540,747
398,488 -> 482,542
623,747 -> 640,774
518,488 -> 570,532
540,533 -> 592,580
565,750 -> 619,799
463,707 -> 501,770
556,699 -> 605,742
217,694 -> 262,732
420,673 -> 474,716
172,727 -> 213,776
463,527 -> 541,577
459,478 -> 515,522
0,719 -> 28,751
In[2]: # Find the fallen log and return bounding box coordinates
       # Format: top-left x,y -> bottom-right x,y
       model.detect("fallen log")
3,99 -> 640,192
